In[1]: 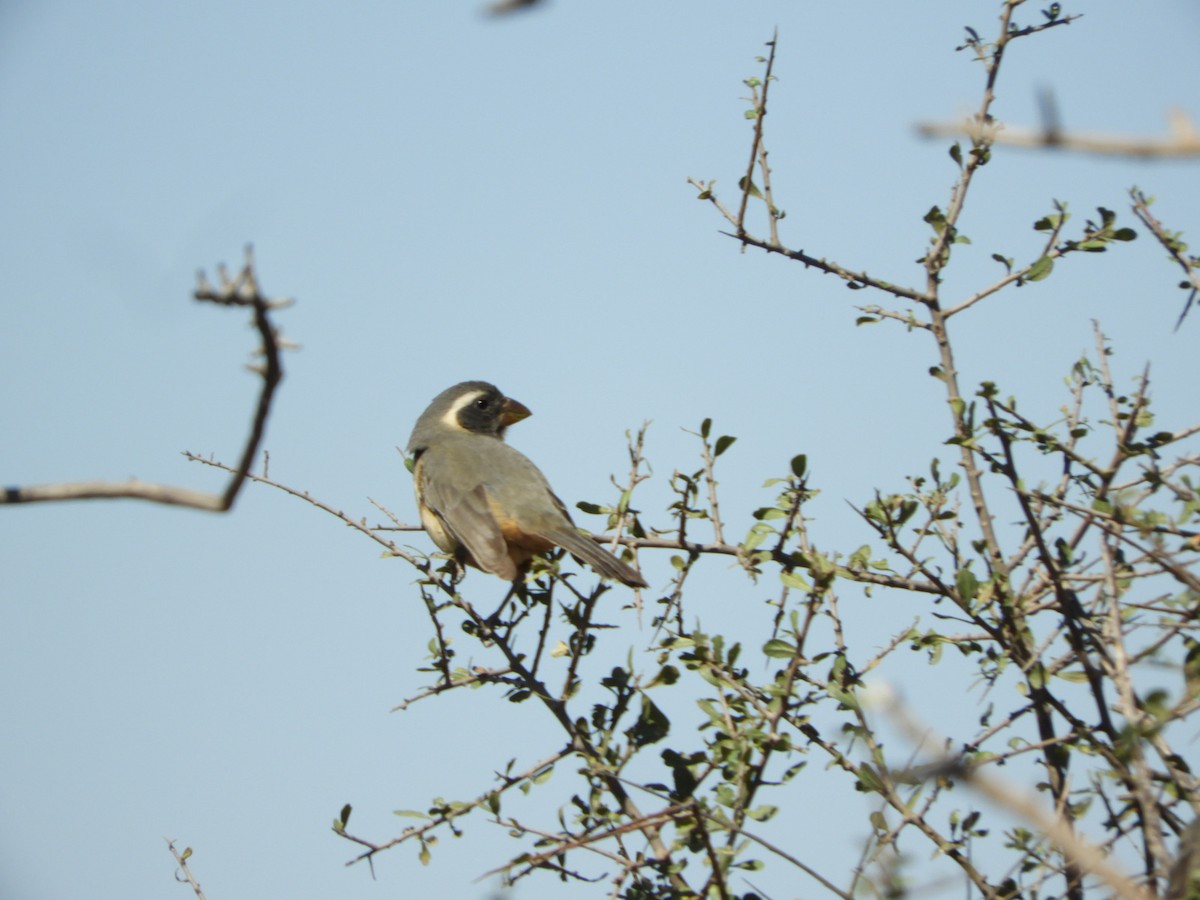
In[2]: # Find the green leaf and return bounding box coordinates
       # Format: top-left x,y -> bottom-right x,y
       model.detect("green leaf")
856,762 -> 884,793
949,142 -> 962,165
1184,639 -> 1200,692
791,454 -> 807,478
1033,214 -> 1066,232
924,205 -> 947,235
715,784 -> 736,808
714,435 -> 737,457
1113,227 -> 1137,241
738,176 -> 764,199
576,501 -> 608,515
1027,662 -> 1047,691
763,639 -> 796,659
697,698 -> 723,727
828,684 -> 859,711
700,418 -> 712,439
744,108 -> 760,120
626,697 -> 671,747
956,568 -> 979,604
780,570 -> 811,592
1055,669 -> 1089,683
340,803 -> 352,829
747,804 -> 779,822
663,748 -> 700,800
1026,256 -> 1054,282
647,665 -> 680,688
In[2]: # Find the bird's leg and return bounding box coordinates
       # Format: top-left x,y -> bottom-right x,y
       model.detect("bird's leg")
484,581 -> 521,632
445,556 -> 467,588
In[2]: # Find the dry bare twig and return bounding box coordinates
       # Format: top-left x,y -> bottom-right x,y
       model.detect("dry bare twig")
2,247 -> 292,511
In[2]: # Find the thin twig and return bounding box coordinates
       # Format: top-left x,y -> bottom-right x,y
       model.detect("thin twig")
736,32 -> 778,238
166,840 -> 207,900
1130,188 -> 1200,329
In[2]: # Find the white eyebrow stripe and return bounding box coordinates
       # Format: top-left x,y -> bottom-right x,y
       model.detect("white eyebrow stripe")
441,389 -> 488,430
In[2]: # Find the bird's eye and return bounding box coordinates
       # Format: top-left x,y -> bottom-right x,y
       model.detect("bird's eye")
475,397 -> 491,409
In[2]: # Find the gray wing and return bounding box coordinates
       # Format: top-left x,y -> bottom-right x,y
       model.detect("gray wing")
418,452 -> 517,579
484,443 -> 648,588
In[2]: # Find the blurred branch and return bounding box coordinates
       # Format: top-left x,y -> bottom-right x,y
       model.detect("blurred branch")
871,685 -> 1155,900
484,0 -> 543,15
2,247 -> 291,511
917,108 -> 1200,159
1166,821 -> 1200,900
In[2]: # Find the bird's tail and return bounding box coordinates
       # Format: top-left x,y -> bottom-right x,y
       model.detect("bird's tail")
550,528 -> 648,588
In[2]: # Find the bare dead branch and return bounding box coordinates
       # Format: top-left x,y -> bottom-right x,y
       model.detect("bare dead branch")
2,247 -> 289,512
719,230 -> 929,303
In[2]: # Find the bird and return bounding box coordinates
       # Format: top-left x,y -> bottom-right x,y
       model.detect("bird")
406,381 -> 648,588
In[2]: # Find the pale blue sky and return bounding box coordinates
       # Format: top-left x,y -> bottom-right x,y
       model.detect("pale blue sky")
2,2 -> 1198,898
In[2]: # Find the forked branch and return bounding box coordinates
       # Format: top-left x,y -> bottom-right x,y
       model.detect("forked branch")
2,248 -> 291,511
